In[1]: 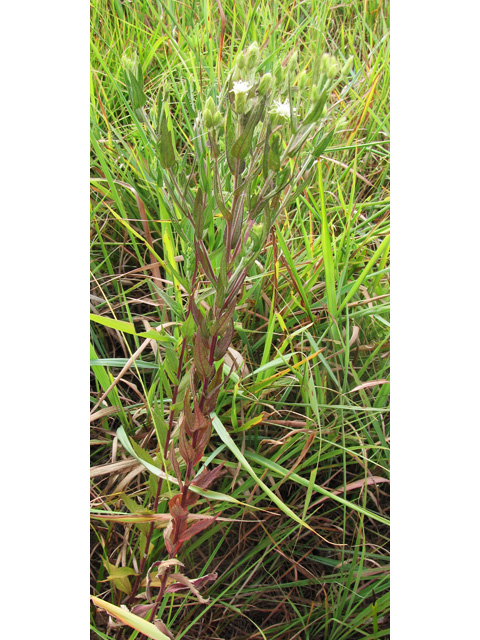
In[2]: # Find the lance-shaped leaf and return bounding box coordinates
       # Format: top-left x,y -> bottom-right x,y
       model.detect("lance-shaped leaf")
311,127 -> 335,157
193,187 -> 205,236
178,425 -> 195,464
192,419 -> 212,465
158,104 -> 176,169
183,388 -> 195,435
180,312 -> 196,339
190,300 -> 204,328
215,252 -> 228,311
193,397 -> 211,431
213,320 -> 234,360
193,331 -> 214,379
168,443 -> 183,488
214,170 -> 232,221
204,364 -> 224,413
178,516 -> 217,544
230,211 -> 244,248
125,69 -> 147,110
285,122 -> 315,157
210,303 -> 236,336
231,96 -> 266,160
191,463 -> 225,490
195,239 -> 217,284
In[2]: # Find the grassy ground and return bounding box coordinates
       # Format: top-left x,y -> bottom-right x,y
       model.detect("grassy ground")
90,1 -> 390,638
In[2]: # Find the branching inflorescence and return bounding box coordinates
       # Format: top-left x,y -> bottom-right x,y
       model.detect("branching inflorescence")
120,42 -> 353,635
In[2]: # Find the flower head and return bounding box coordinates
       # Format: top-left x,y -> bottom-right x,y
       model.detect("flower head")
269,99 -> 296,120
232,79 -> 253,95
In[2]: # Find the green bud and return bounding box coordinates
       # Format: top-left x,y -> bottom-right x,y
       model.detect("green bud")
213,111 -> 224,128
297,69 -> 308,91
204,109 -> 214,129
341,56 -> 354,78
257,73 -> 272,96
320,53 -> 340,79
237,53 -> 246,70
121,52 -> 139,74
205,96 -> 216,115
287,51 -> 298,75
246,41 -> 260,70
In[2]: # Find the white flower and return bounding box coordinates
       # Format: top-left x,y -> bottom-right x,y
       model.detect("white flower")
232,79 -> 253,95
270,99 -> 296,119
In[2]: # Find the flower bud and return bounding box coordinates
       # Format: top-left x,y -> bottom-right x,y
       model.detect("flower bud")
341,56 -> 354,78
320,53 -> 340,79
246,41 -> 260,70
204,109 -> 214,129
236,53 -> 246,70
287,51 -> 298,76
204,96 -> 216,115
213,111 -> 224,128
257,72 -> 272,96
297,69 -> 308,91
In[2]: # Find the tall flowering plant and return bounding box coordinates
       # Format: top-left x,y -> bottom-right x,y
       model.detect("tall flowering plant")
119,42 -> 353,634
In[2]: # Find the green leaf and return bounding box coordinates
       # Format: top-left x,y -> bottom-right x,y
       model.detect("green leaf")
180,313 -> 196,339
90,314 -> 136,335
158,105 -> 175,169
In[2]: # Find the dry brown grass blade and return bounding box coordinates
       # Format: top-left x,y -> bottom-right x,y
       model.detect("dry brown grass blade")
349,379 -> 390,393
311,476 -> 390,509
90,458 -> 142,478
90,406 -> 121,422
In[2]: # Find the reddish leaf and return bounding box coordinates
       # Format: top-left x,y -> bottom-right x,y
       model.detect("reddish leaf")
163,520 -> 174,555
168,444 -> 183,489
214,320 -> 234,360
183,389 -> 195,434
178,426 -> 195,464
192,420 -> 212,465
165,571 -> 218,594
191,464 -> 225,490
211,303 -> 236,336
190,301 -> 203,328
193,397 -> 210,432
194,331 -> 213,379
178,516 -> 217,544
168,494 -> 188,520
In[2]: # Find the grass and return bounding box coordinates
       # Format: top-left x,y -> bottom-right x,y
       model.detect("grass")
90,1 -> 390,638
